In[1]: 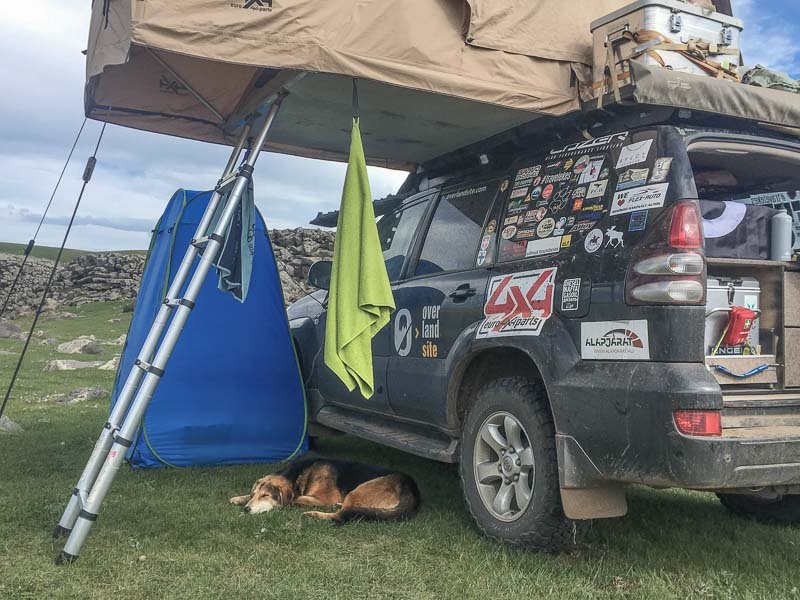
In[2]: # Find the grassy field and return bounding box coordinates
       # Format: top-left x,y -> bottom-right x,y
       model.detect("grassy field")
0,242 -> 146,261
1,302 -> 800,599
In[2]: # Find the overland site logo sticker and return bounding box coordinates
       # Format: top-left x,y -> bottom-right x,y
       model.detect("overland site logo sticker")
477,267 -> 557,338
229,0 -> 273,11
580,320 -> 650,360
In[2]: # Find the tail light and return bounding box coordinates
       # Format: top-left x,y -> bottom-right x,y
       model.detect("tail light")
626,201 -> 706,305
674,410 -> 722,436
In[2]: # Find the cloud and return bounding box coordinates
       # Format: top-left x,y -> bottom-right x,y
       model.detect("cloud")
733,0 -> 800,76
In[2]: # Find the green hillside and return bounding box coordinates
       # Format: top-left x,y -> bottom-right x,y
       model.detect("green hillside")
0,242 -> 146,262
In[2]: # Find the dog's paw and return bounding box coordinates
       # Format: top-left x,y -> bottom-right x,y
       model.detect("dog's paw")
303,510 -> 335,521
229,495 -> 250,506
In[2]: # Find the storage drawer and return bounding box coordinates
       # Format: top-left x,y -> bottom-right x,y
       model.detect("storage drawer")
785,272 -> 800,327
706,355 -> 777,386
787,329 -> 800,387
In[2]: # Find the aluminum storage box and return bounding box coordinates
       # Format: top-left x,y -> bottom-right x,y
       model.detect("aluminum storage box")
705,276 -> 760,355
590,0 -> 743,100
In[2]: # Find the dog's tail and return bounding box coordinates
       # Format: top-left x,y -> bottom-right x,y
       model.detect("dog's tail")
335,474 -> 421,524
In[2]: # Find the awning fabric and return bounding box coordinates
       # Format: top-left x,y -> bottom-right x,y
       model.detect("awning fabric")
86,0 -> 628,168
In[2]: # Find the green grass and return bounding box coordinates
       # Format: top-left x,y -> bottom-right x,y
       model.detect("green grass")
2,303 -> 800,599
0,242 -> 146,262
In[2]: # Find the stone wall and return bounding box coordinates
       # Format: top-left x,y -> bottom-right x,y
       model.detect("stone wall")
0,228 -> 334,318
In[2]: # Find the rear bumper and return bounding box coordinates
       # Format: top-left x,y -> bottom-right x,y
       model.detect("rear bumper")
551,361 -> 800,490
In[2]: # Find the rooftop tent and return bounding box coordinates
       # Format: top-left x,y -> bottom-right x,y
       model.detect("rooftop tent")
112,190 -> 308,468
86,0 -> 630,168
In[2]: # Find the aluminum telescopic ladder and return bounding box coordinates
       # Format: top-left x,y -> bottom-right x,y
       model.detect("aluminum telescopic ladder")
53,93 -> 285,564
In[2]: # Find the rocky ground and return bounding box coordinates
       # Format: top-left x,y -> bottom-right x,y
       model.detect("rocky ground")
0,227 -> 334,319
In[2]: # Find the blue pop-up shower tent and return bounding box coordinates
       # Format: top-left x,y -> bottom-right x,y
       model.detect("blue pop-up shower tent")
111,189 -> 308,468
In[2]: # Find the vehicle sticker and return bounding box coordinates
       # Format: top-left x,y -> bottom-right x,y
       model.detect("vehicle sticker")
560,234 -> 572,248
477,267 -> 557,338
532,206 -> 548,222
572,186 -> 587,199
500,240 -> 528,260
578,158 -> 604,184
477,249 -> 488,266
561,277 -> 581,311
500,179 -> 509,192
537,218 -> 555,238
748,191 -> 790,206
553,216 -> 567,235
586,180 -> 608,199
480,235 -> 491,251
421,304 -> 441,358
532,176 -> 542,186
501,225 -> 517,240
529,186 -> 543,201
569,221 -> 595,234
541,184 -> 555,200
515,165 -> 541,182
604,226 -> 624,249
610,183 -> 669,216
572,198 -> 584,211
628,210 -> 648,232
563,159 -> 574,171
549,193 -> 570,212
649,158 -> 673,183
599,167 -> 610,179
616,168 -> 650,190
616,139 -> 653,168
486,220 -> 496,234
581,203 -> 605,213
545,161 -> 562,171
581,320 -> 650,360
542,171 -> 571,184
510,186 -> 529,199
584,228 -> 604,253
548,132 -> 629,157
574,155 -> 591,173
393,308 -> 413,357
515,228 -> 539,240
525,236 -> 562,257
504,215 -> 518,226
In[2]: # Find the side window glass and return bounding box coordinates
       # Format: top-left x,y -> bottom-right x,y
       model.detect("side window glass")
414,183 -> 498,276
378,200 -> 429,282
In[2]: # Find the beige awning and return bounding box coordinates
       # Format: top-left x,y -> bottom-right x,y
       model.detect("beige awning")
86,0 -> 628,168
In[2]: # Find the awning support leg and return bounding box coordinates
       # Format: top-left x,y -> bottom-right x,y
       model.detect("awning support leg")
54,95 -> 285,564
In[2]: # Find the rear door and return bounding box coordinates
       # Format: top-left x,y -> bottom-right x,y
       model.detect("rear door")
386,179 -> 505,426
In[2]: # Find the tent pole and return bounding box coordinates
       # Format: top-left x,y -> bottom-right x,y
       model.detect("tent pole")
57,96 -> 284,564
52,119 -> 254,542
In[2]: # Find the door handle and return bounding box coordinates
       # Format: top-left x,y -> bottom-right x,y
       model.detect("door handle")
449,284 -> 476,301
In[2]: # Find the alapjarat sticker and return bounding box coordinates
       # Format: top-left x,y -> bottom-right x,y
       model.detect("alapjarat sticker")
581,320 -> 650,360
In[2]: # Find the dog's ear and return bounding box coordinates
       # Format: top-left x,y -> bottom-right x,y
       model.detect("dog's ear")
278,480 -> 295,506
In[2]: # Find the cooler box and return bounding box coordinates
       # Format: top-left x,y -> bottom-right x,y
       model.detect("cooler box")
705,276 -> 760,355
590,0 -> 743,101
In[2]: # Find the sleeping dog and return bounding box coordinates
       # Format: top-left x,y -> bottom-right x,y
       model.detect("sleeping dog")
230,456 -> 420,523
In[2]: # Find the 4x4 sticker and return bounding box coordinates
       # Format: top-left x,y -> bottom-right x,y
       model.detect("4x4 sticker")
581,320 -> 650,360
610,183 -> 669,216
616,140 -> 653,169
477,268 -> 556,338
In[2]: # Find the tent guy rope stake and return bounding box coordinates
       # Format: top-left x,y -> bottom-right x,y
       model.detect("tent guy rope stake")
55,95 -> 285,564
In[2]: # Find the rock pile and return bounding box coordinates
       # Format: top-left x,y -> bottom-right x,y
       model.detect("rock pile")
0,227 -> 334,316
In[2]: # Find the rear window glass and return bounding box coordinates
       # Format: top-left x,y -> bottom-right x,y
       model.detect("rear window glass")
414,183 -> 497,276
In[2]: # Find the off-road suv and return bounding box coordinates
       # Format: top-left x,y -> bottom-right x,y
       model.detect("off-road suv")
289,108 -> 800,549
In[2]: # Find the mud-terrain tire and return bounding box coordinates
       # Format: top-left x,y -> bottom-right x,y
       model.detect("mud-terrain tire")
717,493 -> 800,524
459,376 -> 574,550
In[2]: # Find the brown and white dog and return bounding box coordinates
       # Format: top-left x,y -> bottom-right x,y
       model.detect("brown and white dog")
230,456 -> 420,523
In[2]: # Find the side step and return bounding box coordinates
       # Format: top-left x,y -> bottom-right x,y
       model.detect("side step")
315,406 -> 459,463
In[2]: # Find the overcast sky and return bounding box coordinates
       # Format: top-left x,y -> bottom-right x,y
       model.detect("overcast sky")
0,0 -> 798,251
